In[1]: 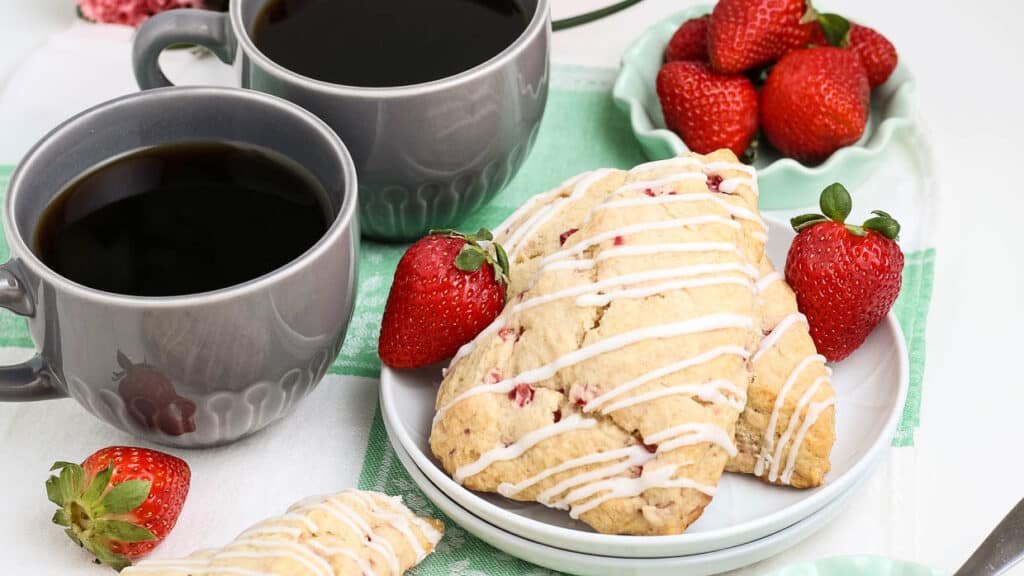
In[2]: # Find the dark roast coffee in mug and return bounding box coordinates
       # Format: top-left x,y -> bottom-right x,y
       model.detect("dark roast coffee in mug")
34,141 -> 330,297
252,0 -> 529,87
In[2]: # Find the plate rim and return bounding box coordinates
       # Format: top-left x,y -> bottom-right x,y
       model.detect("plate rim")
387,418 -> 870,573
380,215 -> 911,558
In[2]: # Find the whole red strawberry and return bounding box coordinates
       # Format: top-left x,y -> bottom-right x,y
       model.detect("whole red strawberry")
664,16 -> 709,62
760,47 -> 869,163
707,0 -> 813,73
810,15 -> 897,88
785,183 -> 903,362
379,228 -> 509,368
656,61 -> 759,157
46,446 -> 190,570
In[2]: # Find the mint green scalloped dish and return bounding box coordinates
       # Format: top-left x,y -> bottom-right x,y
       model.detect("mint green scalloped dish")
766,556 -> 950,576
612,5 -> 918,210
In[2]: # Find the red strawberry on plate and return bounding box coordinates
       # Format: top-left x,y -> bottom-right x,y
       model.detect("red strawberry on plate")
810,14 -> 898,88
664,15 -> 709,62
46,446 -> 190,570
760,46 -> 870,163
785,183 -> 904,362
707,0 -> 814,73
656,60 -> 759,157
379,228 -> 509,368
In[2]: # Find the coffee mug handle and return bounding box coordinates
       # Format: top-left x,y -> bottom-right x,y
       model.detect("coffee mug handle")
0,263 -> 61,401
133,9 -> 238,89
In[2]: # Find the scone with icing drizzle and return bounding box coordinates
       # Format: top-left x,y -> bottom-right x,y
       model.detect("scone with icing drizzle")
121,490 -> 443,576
491,151 -> 836,490
431,151 -> 765,535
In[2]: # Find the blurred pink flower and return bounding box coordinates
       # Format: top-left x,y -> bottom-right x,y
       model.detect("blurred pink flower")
77,0 -> 205,27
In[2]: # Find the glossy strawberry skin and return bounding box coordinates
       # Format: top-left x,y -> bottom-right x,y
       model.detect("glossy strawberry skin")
379,235 -> 505,368
664,16 -> 709,62
708,0 -> 812,73
81,447 -> 191,558
656,61 -> 759,157
811,22 -> 898,88
760,47 -> 869,163
785,222 -> 904,361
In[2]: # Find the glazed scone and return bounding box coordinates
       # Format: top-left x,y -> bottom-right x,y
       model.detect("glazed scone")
122,490 -> 443,576
433,151 -> 765,535
487,153 -> 837,490
726,259 -> 835,488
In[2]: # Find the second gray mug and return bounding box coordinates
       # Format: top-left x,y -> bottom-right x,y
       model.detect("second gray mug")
133,0 -> 550,241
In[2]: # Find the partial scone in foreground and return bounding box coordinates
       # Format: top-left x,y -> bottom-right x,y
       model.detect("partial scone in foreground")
432,151 -> 837,536
122,490 -> 443,576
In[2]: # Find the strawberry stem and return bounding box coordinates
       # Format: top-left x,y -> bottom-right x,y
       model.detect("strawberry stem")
429,228 -> 511,286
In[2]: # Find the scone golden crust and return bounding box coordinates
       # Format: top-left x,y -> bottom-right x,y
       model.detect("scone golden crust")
725,259 -> 836,488
432,151 -> 766,535
122,490 -> 443,576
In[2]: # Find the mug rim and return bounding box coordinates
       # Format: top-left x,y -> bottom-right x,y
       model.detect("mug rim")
231,0 -> 550,96
4,85 -> 359,309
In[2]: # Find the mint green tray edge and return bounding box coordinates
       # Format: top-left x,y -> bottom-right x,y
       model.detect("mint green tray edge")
611,5 -> 919,210
766,555 -> 951,576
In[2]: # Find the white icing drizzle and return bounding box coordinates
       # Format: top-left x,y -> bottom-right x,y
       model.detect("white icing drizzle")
752,313 -> 807,363
434,314 -> 754,425
514,262 -> 751,314
506,170 -> 615,257
756,271 -> 783,294
307,540 -> 377,576
225,539 -> 332,576
410,515 -> 444,546
613,172 -> 707,195
312,498 -> 402,576
594,193 -> 768,231
124,567 -> 274,576
454,414 -> 598,483
538,216 -> 742,266
239,525 -> 303,538
701,160 -> 757,177
754,354 -> 827,477
781,398 -> 835,484
718,177 -> 755,194
500,172 -> 589,251
446,316 -> 505,372
646,422 -> 738,457
575,276 -> 753,308
497,445 -> 649,498
347,491 -> 427,561
534,258 -> 759,283
632,156 -> 756,177
584,345 -> 750,413
538,454 -> 649,507
599,379 -> 746,414
562,461 -> 713,518
769,375 -> 830,482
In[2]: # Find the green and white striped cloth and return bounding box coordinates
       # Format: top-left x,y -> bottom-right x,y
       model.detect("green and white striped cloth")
0,65 -> 935,575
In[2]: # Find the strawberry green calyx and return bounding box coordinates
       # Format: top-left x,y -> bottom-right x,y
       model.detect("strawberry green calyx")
816,12 -> 851,47
46,460 -> 155,571
791,182 -> 901,240
430,227 -> 511,286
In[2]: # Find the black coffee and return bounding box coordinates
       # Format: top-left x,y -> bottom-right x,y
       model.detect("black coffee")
253,0 -> 529,87
34,142 -> 330,297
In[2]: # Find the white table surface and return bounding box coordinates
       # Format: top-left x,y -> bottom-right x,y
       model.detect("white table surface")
0,1 -> 1022,574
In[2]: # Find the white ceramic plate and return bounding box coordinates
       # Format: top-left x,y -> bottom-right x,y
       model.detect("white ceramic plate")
388,422 -> 869,576
380,215 -> 909,558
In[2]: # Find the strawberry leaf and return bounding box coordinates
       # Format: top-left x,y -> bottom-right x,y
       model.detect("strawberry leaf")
50,461 -> 77,472
52,509 -> 70,527
863,215 -> 901,240
454,245 -> 486,272
791,213 -> 829,233
45,475 -> 65,506
98,479 -> 150,514
87,539 -> 132,571
94,519 -> 156,542
816,13 -> 851,47
819,183 -> 852,223
475,228 -> 493,242
82,462 -> 113,504
493,242 -> 510,286
58,463 -> 85,501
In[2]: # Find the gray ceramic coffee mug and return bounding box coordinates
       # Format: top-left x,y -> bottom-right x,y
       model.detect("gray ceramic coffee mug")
132,0 -> 550,240
0,86 -> 359,447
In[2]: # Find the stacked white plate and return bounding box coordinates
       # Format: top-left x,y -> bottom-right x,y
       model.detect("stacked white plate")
380,217 -> 910,576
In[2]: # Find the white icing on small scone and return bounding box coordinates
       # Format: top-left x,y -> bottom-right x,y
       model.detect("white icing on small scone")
122,490 -> 443,576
